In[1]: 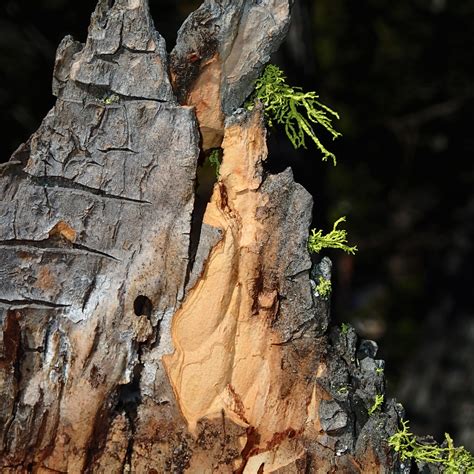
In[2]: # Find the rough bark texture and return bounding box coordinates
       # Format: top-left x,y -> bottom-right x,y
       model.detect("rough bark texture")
1,0 -> 410,472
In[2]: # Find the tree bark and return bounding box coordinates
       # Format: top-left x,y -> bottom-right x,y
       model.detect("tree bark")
1,1 -> 406,472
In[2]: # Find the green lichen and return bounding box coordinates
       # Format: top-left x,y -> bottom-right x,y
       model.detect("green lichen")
315,276 -> 332,299
368,394 -> 384,415
247,64 -> 341,164
389,419 -> 474,473
340,322 -> 350,335
308,217 -> 357,255
102,93 -> 120,105
206,149 -> 221,177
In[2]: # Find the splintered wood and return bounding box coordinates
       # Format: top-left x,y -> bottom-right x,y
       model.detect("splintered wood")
164,110 -> 316,471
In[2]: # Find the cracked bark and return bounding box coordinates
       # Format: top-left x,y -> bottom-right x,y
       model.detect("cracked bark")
1,0 -> 411,472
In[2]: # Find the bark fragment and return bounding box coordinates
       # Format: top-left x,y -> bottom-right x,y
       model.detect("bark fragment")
1,0 -> 198,470
171,0 -> 293,150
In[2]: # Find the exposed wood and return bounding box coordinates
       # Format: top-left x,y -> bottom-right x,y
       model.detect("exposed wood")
0,0 -> 408,472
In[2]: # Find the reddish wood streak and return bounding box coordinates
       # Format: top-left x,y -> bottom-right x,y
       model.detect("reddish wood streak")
234,427 -> 261,474
219,182 -> 229,211
187,52 -> 201,63
227,384 -> 249,425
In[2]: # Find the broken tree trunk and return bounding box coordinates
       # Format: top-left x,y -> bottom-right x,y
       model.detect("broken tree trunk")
1,1 -> 406,472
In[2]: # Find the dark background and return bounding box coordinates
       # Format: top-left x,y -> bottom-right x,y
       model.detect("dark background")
1,0 -> 473,451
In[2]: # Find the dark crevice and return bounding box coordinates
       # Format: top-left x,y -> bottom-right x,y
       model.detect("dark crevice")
0,238 -> 120,262
93,54 -> 119,65
304,453 -> 313,474
73,242 -> 120,261
86,43 -> 169,60
27,174 -> 152,205
83,396 -> 117,472
73,82 -> 112,101
94,44 -> 164,58
23,346 -> 43,353
67,82 -> 169,105
117,366 -> 143,420
120,45 -> 159,56
122,426 -> 133,473
146,319 -> 162,353
119,94 -> 168,103
184,150 -> 219,289
41,320 -> 58,360
40,468 -> 67,474
118,365 -> 142,473
116,346 -> 146,471
114,315 -> 160,472
0,298 -> 70,309
285,268 -> 311,281
33,412 -> 51,464
97,147 -> 138,154
250,267 -> 264,316
2,311 -> 25,452
82,275 -> 97,311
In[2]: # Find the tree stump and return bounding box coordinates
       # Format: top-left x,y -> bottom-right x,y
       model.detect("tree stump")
0,1 -> 405,472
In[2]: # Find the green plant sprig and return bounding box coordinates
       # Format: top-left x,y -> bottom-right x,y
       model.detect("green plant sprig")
308,217 -> 357,255
341,322 -> 350,335
206,149 -> 221,177
368,394 -> 384,415
315,276 -> 332,298
248,65 -> 341,165
389,419 -> 474,473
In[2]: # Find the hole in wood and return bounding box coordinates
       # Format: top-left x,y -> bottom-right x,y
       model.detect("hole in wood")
133,295 -> 153,317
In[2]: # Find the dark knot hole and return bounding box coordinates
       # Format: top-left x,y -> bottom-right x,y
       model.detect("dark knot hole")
133,295 -> 153,318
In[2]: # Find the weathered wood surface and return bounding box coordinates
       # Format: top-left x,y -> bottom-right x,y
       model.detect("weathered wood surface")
1,0 -> 405,472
